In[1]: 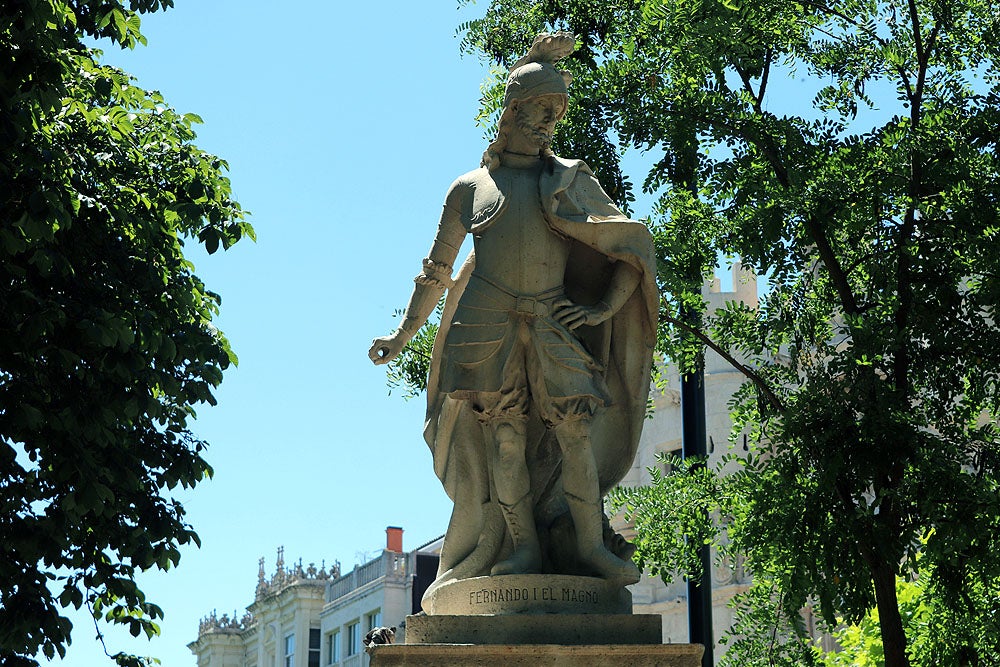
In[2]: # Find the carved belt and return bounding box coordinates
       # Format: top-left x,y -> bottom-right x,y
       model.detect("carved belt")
467,274 -> 563,318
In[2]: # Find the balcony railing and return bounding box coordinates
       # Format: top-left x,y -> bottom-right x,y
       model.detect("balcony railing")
340,653 -> 363,667
327,551 -> 407,603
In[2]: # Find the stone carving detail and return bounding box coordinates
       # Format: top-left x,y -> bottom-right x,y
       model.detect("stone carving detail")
370,32 -> 658,609
364,626 -> 397,654
662,388 -> 682,406
254,546 -> 337,601
712,550 -> 736,587
710,543 -> 749,587
198,609 -> 255,635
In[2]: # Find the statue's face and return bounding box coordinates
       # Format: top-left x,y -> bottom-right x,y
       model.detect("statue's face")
513,94 -> 564,149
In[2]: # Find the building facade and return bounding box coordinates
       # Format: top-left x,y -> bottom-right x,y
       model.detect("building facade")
189,529 -> 441,667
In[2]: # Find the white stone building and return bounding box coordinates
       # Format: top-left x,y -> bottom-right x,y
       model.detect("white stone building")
189,529 -> 442,667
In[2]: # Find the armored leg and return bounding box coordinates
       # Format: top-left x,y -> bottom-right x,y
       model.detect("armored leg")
554,419 -> 640,583
488,419 -> 542,575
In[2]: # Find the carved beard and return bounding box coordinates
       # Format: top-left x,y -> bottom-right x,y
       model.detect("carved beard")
515,114 -> 553,150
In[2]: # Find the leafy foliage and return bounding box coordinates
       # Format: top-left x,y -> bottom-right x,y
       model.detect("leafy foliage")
385,308 -> 438,400
818,559 -> 1000,667
721,577 -> 823,667
1,1 -> 252,665
460,1 -> 1000,666
608,453 -> 720,584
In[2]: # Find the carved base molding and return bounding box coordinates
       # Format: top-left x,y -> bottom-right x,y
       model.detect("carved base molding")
369,643 -> 704,667
405,612 -> 662,646
384,580 -> 703,666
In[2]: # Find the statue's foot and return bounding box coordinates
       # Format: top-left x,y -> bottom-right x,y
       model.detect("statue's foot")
603,524 -> 638,561
490,544 -> 542,576
579,545 -> 641,584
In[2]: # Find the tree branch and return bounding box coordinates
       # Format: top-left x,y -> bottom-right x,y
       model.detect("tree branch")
661,300 -> 787,413
907,0 -> 925,68
758,49 -> 772,108
737,120 -> 861,316
86,592 -> 115,662
893,0 -> 939,397
798,0 -> 916,102
797,0 -> 889,47
732,60 -> 763,115
803,213 -> 861,315
669,65 -> 862,318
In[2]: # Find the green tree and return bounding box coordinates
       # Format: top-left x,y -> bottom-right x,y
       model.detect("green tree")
818,558 -> 1000,667
1,1 -> 253,665
459,2 -> 1000,666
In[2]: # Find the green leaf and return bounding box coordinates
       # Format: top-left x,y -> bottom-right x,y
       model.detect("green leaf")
0,1 -> 253,663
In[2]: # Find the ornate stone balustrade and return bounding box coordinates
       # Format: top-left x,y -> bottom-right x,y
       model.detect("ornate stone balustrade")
327,550 -> 407,603
197,609 -> 255,635
254,546 -> 339,602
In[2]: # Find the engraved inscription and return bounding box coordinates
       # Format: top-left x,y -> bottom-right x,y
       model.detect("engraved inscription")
469,587 -> 531,605
466,585 -> 601,607
561,587 -> 599,603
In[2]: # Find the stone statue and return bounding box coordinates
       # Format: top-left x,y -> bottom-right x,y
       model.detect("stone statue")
370,32 -> 657,603
364,626 -> 397,652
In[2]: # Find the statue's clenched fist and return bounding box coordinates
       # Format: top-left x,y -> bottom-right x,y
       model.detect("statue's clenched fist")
368,331 -> 407,365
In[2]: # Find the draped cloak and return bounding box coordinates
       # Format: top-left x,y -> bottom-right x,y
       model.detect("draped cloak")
420,156 -> 657,602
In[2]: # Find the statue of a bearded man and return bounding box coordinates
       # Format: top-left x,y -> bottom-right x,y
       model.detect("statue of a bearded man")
370,33 -> 658,603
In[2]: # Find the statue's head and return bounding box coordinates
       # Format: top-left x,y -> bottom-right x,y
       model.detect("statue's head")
503,60 -> 571,115
506,93 -> 564,154
482,32 -> 576,170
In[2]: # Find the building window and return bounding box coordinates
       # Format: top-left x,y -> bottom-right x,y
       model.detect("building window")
326,631 -> 340,665
347,621 -> 361,657
309,628 -> 320,667
284,634 -> 295,667
366,610 -> 382,632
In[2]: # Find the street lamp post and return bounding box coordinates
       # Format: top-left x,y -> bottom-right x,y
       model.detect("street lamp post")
682,358 -> 714,666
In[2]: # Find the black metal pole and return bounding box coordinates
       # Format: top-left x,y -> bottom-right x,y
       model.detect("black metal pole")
681,358 -> 714,665
670,112 -> 715,665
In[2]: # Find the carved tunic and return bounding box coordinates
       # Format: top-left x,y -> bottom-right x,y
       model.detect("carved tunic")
429,158 -> 610,411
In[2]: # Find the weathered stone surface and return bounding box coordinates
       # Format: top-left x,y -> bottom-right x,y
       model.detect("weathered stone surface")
421,574 -> 630,616
405,612 -> 662,646
370,31 -> 658,603
369,643 -> 704,667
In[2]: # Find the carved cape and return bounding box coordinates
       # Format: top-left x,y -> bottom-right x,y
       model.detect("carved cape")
421,157 -> 657,599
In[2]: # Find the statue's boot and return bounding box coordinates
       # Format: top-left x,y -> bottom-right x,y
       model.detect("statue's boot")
490,494 -> 542,575
554,420 -> 641,583
489,420 -> 542,575
565,493 -> 641,584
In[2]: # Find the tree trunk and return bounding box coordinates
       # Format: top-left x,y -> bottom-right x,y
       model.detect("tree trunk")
871,560 -> 910,667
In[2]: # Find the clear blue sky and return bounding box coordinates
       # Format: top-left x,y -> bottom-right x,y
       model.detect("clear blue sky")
63,2 -> 491,664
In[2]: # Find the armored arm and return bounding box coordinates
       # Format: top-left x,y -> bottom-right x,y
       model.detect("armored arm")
397,204 -> 464,338
596,260 -> 641,318
553,260 -> 641,330
369,193 -> 467,365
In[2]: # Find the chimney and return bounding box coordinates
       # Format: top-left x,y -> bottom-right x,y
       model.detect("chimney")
386,526 -> 403,553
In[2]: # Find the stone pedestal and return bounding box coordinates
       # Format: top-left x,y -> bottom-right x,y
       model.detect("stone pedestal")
423,574 -> 631,615
371,575 -> 703,667
406,613 -> 662,645
369,643 -> 703,666
368,611 -> 703,666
